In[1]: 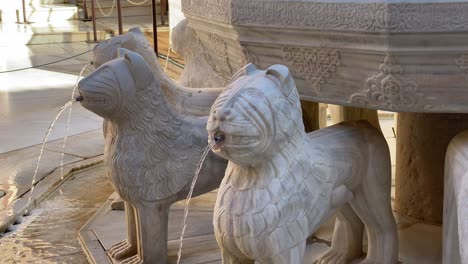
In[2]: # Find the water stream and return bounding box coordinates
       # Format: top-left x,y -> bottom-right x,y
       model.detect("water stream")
176,142 -> 214,264
24,100 -> 74,215
24,62 -> 90,214
59,63 -> 91,180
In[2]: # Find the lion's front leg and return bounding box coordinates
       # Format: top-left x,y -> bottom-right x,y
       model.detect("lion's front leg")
259,242 -> 306,264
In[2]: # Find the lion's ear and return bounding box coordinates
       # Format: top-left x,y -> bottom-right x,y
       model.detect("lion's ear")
266,64 -> 295,97
128,27 -> 143,35
122,49 -> 153,88
117,47 -> 131,58
229,63 -> 257,84
121,32 -> 138,51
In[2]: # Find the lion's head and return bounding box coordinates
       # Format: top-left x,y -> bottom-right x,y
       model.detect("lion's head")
93,27 -> 156,70
78,48 -> 155,121
206,64 -> 303,167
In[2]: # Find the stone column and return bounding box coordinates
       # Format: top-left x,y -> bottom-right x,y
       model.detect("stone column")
329,105 -> 382,131
301,101 -> 321,133
395,113 -> 468,224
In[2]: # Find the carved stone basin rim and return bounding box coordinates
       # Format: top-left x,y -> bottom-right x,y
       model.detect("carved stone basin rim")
182,0 -> 468,33
181,0 -> 468,113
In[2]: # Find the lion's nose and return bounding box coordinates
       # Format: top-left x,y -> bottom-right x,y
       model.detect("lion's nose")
212,109 -> 232,121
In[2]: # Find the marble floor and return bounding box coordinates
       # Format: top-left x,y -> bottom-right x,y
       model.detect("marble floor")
0,40 -> 103,154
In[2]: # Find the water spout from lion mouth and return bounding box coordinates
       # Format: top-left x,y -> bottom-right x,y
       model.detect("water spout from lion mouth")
212,131 -> 225,149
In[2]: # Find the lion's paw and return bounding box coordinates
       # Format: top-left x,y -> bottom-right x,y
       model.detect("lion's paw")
315,249 -> 347,264
120,255 -> 143,264
357,259 -> 381,264
108,240 -> 137,261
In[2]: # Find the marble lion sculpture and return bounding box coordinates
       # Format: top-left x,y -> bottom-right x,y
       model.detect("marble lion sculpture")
443,130 -> 468,264
93,26 -> 224,117
206,64 -> 398,264
77,49 -> 227,264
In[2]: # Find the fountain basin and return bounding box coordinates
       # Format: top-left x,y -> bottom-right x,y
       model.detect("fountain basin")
182,0 -> 468,113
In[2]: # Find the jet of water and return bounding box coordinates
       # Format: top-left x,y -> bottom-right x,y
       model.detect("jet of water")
24,100 -> 74,216
176,142 -> 214,264
59,63 -> 92,180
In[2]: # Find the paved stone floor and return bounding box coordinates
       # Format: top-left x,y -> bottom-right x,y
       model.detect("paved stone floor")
0,41 -> 103,154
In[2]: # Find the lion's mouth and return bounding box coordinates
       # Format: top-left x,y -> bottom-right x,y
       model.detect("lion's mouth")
211,131 -> 225,150
78,95 -> 106,104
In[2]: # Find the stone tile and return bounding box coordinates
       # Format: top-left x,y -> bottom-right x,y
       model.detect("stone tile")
167,234 -> 221,264
92,208 -> 126,251
304,242 -> 330,263
171,190 -> 218,212
168,210 -> 214,241
0,71 -> 103,153
46,165 -> 112,209
398,223 -> 442,264
0,40 -> 102,154
0,146 -> 82,200
39,129 -> 104,158
84,240 -> 112,264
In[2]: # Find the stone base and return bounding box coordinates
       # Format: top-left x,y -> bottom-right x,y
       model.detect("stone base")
78,192 -> 335,264
78,191 -> 443,264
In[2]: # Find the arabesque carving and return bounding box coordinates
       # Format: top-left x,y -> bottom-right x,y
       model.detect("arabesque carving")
350,54 -> 421,110
207,63 -> 398,264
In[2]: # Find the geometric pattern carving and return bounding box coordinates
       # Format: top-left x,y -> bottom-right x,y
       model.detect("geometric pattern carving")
282,47 -> 340,92
202,33 -> 233,76
350,54 -> 421,110
209,33 -> 228,58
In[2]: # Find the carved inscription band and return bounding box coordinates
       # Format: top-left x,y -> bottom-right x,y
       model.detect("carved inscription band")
182,0 -> 468,33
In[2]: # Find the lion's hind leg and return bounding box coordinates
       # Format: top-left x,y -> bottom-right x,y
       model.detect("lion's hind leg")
316,204 -> 364,264
350,146 -> 398,264
108,201 -> 138,261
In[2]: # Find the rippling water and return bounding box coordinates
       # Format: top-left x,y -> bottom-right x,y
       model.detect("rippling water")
0,165 -> 113,263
